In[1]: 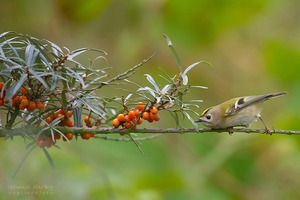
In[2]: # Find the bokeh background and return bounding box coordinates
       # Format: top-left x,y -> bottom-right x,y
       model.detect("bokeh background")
1,0 -> 300,199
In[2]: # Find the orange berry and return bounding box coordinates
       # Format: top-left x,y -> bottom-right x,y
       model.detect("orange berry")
82,125 -> 89,129
91,125 -> 97,129
0,82 -> 4,90
54,109 -> 64,118
36,102 -> 45,110
20,98 -> 29,107
150,107 -> 158,115
124,115 -> 131,122
124,121 -> 133,129
46,116 -> 53,123
19,95 -> 27,102
67,110 -> 73,117
135,110 -> 140,118
63,133 -> 73,141
12,96 -> 20,106
147,116 -> 154,123
112,118 -> 120,128
65,119 -> 74,127
57,113 -> 65,120
128,110 -> 135,119
27,101 -> 36,111
21,87 -> 29,95
153,114 -> 160,121
54,133 -> 61,140
137,118 -> 143,125
0,99 -> 4,106
142,112 -> 150,120
117,114 -> 126,122
58,109 -> 65,115
81,133 -> 92,140
136,104 -> 146,111
46,136 -> 55,148
19,103 -> 26,110
84,116 -> 92,124
36,139 -> 46,148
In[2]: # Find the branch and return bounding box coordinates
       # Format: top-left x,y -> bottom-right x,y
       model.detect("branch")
1,126 -> 300,138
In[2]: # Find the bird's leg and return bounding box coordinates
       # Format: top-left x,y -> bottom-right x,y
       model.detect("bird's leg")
258,115 -> 271,135
226,127 -> 234,135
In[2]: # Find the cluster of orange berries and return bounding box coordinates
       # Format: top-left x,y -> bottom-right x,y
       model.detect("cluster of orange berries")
0,82 -> 45,111
112,104 -> 160,131
82,115 -> 96,140
46,109 -> 74,127
36,113 -> 97,148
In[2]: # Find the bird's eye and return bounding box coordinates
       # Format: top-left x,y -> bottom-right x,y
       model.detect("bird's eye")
206,115 -> 211,120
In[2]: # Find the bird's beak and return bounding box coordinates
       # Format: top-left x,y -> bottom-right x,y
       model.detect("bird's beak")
194,118 -> 204,123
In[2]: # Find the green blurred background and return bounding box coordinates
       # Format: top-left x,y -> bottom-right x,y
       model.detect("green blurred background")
1,0 -> 300,199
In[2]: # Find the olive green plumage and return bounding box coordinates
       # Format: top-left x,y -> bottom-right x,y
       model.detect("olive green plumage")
195,92 -> 287,131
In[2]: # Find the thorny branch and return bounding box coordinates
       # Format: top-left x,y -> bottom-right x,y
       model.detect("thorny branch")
1,126 -> 299,140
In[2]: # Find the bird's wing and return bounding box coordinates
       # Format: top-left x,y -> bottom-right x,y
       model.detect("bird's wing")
224,92 -> 287,116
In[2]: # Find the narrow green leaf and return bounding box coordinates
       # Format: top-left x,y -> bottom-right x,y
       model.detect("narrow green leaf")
64,67 -> 85,88
11,144 -> 37,178
182,74 -> 189,86
144,74 -> 160,93
25,44 -> 40,66
163,34 -> 182,72
160,84 -> 171,95
183,61 -> 212,76
29,68 -> 49,89
5,73 -> 27,100
42,148 -> 55,169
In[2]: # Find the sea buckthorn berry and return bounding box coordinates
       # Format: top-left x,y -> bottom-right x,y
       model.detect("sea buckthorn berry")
147,117 -> 154,123
19,103 -> 26,110
136,104 -> 146,111
124,115 -> 131,122
112,118 -> 120,128
46,137 -> 55,148
128,110 -> 136,119
20,98 -> 29,107
54,133 -> 61,140
150,107 -> 158,115
19,95 -> 27,102
81,133 -> 93,140
36,102 -> 45,110
21,87 -> 29,95
63,133 -> 73,141
65,119 -> 74,127
142,112 -> 150,120
12,96 -> 20,106
67,110 -> 73,117
137,118 -> 143,125
27,101 -> 36,111
0,82 -> 4,90
117,114 -> 126,122
58,109 -> 65,115
135,110 -> 140,118
46,116 -> 53,123
124,121 -> 133,129
153,114 -> 160,121
57,113 -> 65,120
36,139 -> 46,148
84,116 -> 92,124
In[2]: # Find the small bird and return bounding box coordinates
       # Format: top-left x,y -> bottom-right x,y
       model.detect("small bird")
195,92 -> 287,134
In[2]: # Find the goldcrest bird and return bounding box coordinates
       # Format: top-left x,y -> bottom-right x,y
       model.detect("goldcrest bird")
195,92 -> 287,134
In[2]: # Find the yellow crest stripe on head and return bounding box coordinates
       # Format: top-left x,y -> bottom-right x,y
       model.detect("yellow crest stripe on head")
201,107 -> 212,116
